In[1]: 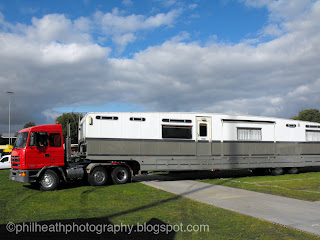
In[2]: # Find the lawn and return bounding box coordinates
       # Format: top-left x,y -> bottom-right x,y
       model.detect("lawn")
0,169 -> 318,239
198,171 -> 320,202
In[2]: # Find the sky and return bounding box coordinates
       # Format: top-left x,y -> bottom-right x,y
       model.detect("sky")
0,0 -> 319,134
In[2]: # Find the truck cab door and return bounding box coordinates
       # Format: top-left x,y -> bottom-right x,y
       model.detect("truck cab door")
48,132 -> 64,166
26,132 -> 50,169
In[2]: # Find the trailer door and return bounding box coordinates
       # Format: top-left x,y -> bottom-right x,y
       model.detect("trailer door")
196,117 -> 212,156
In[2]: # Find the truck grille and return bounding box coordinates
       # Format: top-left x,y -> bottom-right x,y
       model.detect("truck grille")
12,156 -> 20,162
12,163 -> 20,167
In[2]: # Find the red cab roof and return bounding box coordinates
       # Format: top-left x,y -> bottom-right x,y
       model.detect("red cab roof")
19,124 -> 62,133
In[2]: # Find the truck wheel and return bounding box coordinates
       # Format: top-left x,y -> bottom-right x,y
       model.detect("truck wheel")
287,167 -> 299,174
271,168 -> 284,176
39,170 -> 60,191
88,167 -> 107,186
111,166 -> 131,184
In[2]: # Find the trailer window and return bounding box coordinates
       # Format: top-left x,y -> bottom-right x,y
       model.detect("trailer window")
237,128 -> 261,141
49,133 -> 62,147
199,124 -> 207,137
306,130 -> 320,141
162,125 -> 192,139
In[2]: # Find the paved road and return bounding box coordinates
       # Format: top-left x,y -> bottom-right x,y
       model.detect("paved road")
138,175 -> 320,236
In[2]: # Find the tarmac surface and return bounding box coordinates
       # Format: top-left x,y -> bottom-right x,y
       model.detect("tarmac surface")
136,171 -> 320,236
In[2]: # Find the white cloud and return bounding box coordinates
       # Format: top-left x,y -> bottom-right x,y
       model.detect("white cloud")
112,33 -> 136,54
0,1 -> 320,133
40,42 -> 109,64
94,8 -> 180,34
243,0 -> 316,37
91,8 -> 180,51
122,0 -> 133,7
188,4 -> 198,10
26,14 -> 91,44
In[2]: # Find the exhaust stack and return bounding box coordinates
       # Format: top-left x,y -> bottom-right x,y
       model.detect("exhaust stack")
65,121 -> 72,162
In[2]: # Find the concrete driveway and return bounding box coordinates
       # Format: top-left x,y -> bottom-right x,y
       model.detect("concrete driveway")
135,172 -> 320,236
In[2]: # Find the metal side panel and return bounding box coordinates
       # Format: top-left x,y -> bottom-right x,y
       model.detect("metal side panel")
197,142 -> 211,156
157,141 -> 182,155
276,143 -> 300,155
155,158 -> 215,171
180,142 -> 197,155
87,140 -> 101,155
141,141 -> 158,155
123,141 -> 141,155
212,142 -> 222,156
252,142 -> 275,155
223,142 -> 249,156
99,140 -> 124,154
300,143 -> 320,155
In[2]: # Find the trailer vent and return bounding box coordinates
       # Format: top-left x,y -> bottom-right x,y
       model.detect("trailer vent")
162,119 -> 192,123
286,124 -> 296,128
96,116 -> 118,120
130,117 -> 146,121
306,125 -> 320,129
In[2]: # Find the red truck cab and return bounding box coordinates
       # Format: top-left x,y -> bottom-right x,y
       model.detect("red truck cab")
10,124 -> 65,183
10,123 -> 133,191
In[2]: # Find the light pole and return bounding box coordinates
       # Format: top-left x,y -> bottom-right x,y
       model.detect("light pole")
7,91 -> 14,145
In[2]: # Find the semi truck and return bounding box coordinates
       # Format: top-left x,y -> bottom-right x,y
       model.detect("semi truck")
9,112 -> 320,191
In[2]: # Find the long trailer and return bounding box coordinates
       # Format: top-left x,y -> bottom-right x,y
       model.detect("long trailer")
79,112 -> 320,174
9,112 -> 320,191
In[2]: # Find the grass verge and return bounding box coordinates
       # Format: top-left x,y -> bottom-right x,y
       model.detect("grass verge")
0,169 -> 318,239
198,171 -> 320,202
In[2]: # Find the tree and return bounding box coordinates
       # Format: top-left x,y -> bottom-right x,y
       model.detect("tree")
56,113 -> 83,143
24,122 -> 36,128
292,109 -> 320,123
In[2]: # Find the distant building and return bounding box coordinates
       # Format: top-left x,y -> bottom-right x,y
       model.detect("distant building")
1,133 -> 17,145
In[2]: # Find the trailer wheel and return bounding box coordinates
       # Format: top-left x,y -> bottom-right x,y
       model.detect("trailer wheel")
88,167 -> 107,186
287,167 -> 299,174
271,168 -> 284,176
39,170 -> 60,191
111,166 -> 131,184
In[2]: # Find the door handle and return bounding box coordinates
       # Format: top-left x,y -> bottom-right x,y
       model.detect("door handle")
45,154 -> 50,157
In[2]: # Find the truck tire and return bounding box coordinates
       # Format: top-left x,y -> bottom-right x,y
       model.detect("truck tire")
111,166 -> 131,184
88,167 -> 107,186
39,170 -> 60,191
287,167 -> 299,174
271,168 -> 284,176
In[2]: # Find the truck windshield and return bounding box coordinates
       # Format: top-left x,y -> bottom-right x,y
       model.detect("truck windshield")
13,132 -> 29,149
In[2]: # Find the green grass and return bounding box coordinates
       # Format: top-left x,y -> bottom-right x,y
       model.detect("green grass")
198,171 -> 320,202
0,169 -> 319,239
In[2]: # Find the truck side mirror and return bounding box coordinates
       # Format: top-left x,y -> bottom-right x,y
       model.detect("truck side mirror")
29,133 -> 35,146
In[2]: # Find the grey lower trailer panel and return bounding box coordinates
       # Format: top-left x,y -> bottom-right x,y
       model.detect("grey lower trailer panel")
84,138 -> 320,171
87,154 -> 320,171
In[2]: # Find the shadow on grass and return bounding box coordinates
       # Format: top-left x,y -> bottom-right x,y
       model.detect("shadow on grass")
133,169 -> 253,183
0,179 -> 229,240
134,166 -> 320,183
0,217 -> 176,240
